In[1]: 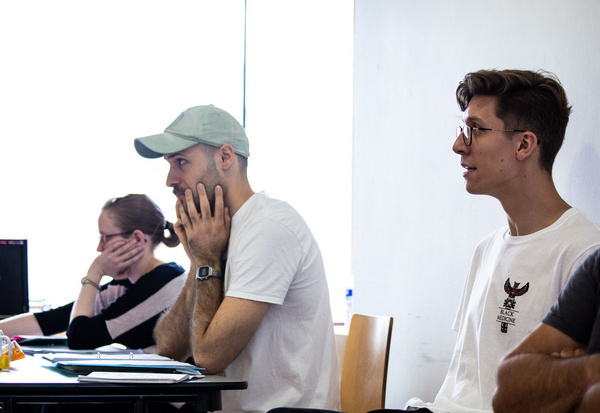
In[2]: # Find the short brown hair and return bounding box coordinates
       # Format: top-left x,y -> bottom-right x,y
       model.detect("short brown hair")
456,69 -> 572,172
103,194 -> 180,248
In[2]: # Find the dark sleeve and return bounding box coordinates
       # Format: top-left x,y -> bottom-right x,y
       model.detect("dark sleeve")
67,313 -> 113,349
33,302 -> 74,336
543,248 -> 600,346
67,263 -> 184,350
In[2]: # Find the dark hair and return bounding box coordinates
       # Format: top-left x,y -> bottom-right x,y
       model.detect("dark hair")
102,194 -> 180,248
456,69 -> 572,173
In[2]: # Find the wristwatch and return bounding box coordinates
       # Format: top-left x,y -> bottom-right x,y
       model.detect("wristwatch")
195,266 -> 223,281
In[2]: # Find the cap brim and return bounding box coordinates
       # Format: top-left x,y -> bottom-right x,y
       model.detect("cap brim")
134,132 -> 199,159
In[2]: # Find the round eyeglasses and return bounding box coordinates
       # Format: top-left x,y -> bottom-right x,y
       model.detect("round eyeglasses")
456,125 -> 526,146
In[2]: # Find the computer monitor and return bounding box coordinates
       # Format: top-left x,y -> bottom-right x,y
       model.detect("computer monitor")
0,240 -> 29,317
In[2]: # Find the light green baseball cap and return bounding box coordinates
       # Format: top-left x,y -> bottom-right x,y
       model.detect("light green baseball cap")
134,105 -> 250,159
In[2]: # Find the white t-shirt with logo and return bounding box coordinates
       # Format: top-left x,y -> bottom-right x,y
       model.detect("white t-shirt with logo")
408,208 -> 600,413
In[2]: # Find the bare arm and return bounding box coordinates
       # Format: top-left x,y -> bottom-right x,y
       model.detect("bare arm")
154,265 -> 195,361
155,258 -> 269,372
493,322 -> 600,413
159,184 -> 269,374
0,313 -> 43,337
190,280 -> 269,374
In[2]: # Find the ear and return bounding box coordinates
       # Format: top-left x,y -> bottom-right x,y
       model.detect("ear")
218,144 -> 236,171
131,229 -> 146,245
515,131 -> 539,161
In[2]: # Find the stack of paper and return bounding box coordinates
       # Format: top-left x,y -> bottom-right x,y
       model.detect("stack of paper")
77,371 -> 198,384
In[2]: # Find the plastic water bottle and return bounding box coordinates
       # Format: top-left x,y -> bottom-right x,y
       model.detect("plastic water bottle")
345,288 -> 354,330
0,330 -> 11,370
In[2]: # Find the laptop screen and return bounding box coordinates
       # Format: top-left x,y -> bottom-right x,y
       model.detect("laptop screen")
0,240 -> 29,317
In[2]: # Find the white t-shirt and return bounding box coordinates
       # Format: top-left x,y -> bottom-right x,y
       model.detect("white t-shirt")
222,192 -> 340,413
408,208 -> 600,413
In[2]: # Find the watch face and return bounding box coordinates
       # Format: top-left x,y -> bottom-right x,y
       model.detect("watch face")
196,266 -> 221,280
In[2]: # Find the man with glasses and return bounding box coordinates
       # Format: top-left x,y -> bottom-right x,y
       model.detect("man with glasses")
402,69 -> 600,413
265,70 -> 600,413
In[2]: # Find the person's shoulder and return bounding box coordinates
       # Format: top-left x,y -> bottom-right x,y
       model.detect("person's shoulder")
561,208 -> 600,229
477,226 -> 508,247
555,208 -> 600,245
162,261 -> 185,272
240,191 -> 304,225
132,263 -> 186,291
147,262 -> 186,278
578,247 -> 600,272
250,191 -> 294,211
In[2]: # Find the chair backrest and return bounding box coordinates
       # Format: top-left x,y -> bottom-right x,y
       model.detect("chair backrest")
340,313 -> 394,413
335,333 -> 348,382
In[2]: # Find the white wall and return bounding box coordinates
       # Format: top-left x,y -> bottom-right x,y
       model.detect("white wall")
244,0 -> 354,323
0,1 -> 352,324
0,1 -> 244,308
353,0 -> 600,407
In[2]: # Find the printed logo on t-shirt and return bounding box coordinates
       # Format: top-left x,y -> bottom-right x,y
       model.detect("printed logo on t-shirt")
497,278 -> 529,333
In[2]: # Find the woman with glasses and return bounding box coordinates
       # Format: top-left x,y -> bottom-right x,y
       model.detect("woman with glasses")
0,194 -> 185,353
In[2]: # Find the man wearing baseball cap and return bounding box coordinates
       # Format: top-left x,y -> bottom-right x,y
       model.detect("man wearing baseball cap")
135,105 -> 340,413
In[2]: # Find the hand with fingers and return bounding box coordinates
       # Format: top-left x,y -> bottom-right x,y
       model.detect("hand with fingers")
88,237 -> 145,282
174,183 -> 231,270
551,347 -> 587,358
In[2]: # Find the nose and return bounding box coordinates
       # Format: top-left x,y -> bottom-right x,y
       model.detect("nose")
453,132 -> 469,155
166,167 -> 179,188
97,240 -> 104,253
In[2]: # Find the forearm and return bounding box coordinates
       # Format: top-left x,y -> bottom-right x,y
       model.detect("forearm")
0,313 -> 43,337
67,315 -> 112,349
190,277 -> 224,372
155,270 -> 195,361
494,352 -> 600,413
34,303 -> 73,336
70,267 -> 104,321
172,185 -> 234,370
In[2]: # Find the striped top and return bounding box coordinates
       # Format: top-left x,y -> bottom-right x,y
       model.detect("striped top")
66,262 -> 185,352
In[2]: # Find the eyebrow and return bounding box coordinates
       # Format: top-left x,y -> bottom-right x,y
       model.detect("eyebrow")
164,152 -> 181,161
463,115 -> 481,124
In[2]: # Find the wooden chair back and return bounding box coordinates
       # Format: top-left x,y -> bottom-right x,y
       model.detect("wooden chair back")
339,314 -> 393,413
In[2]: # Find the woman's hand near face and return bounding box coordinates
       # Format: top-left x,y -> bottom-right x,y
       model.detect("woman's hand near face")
88,238 -> 145,282
72,237 -> 144,322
